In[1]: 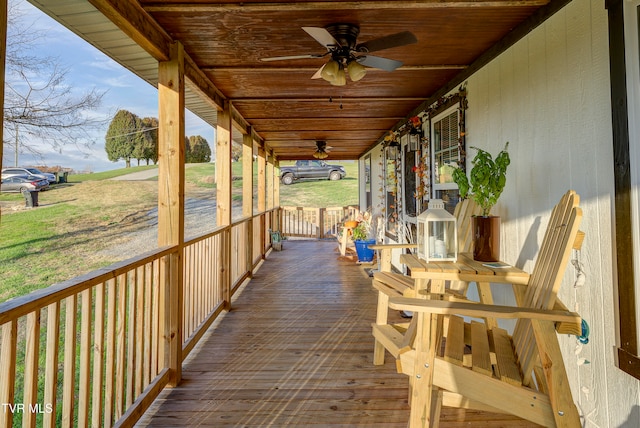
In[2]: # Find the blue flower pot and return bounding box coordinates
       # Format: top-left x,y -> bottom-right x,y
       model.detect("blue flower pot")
354,239 -> 376,262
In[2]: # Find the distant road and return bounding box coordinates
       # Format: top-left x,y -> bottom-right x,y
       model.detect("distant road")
110,164 -> 200,181
110,169 -> 159,181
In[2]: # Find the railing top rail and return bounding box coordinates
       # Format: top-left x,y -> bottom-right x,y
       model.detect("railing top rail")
0,245 -> 177,324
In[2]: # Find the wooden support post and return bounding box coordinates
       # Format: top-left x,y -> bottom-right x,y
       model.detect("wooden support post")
257,147 -> 266,213
216,103 -> 232,227
158,41 -> 185,386
242,131 -> 254,218
274,160 -> 281,210
266,152 -> 274,210
216,102 -> 232,308
243,132 -> 254,273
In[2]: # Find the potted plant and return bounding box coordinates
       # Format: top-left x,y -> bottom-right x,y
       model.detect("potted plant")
452,142 -> 510,261
352,211 -> 376,262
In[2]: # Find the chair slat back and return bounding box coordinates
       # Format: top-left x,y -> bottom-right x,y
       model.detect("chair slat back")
512,190 -> 583,385
454,198 -> 483,253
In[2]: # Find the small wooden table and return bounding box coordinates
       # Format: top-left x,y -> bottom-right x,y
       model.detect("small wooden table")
399,253 -> 530,330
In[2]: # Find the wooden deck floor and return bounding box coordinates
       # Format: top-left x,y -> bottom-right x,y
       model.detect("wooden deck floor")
137,240 -> 539,427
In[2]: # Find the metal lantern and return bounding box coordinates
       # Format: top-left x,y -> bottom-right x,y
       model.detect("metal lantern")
417,199 -> 457,262
386,140 -> 400,160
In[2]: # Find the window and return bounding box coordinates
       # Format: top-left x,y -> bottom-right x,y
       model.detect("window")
431,106 -> 461,212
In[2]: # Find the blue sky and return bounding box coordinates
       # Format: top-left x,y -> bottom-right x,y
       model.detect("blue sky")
3,0 -> 214,172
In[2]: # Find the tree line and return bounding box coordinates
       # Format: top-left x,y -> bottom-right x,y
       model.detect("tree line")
105,109 -> 212,167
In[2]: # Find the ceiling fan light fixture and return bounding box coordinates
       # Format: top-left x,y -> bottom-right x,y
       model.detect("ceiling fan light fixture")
347,60 -> 366,81
321,59 -> 340,82
331,65 -> 347,86
313,150 -> 329,159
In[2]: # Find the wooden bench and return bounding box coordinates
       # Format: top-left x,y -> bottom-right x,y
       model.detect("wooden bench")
374,190 -> 584,427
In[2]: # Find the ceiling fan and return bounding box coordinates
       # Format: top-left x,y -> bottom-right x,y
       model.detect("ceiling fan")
313,141 -> 331,159
260,23 -> 417,86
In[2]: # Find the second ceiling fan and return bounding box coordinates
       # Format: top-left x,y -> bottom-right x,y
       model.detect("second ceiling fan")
260,23 -> 417,86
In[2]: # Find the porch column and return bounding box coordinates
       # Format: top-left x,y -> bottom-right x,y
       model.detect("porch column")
242,130 -> 254,218
257,146 -> 266,212
216,102 -> 232,226
274,160 -> 281,208
242,131 -> 254,273
0,0 -> 6,218
257,147 -> 266,257
273,160 -> 281,232
158,41 -> 186,386
216,102 -> 232,309
266,152 -> 274,210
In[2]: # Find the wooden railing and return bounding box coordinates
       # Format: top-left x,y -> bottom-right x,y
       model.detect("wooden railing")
279,206 -> 358,239
0,209 -> 277,428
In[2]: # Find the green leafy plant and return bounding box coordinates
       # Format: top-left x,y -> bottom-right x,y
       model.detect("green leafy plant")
453,142 -> 510,217
352,223 -> 369,240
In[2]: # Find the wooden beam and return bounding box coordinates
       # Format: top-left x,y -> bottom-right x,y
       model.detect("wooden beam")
145,1 -> 549,13
157,41 -> 186,386
89,0 -> 172,61
183,53 -> 226,111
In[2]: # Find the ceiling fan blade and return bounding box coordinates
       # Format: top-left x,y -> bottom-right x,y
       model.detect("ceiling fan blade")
302,26 -> 341,49
356,31 -> 417,53
357,55 -> 403,72
260,54 -> 324,62
311,64 -> 325,79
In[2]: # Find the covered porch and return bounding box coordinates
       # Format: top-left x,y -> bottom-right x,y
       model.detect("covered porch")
136,240 -> 536,427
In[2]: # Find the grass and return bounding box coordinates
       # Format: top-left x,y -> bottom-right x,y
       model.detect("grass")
279,161 -> 358,207
0,160 -> 358,301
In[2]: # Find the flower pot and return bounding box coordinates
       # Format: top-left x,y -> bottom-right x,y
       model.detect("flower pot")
354,239 -> 376,262
472,216 -> 501,262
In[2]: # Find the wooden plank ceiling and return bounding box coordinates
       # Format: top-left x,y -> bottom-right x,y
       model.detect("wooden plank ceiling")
33,0 -> 553,160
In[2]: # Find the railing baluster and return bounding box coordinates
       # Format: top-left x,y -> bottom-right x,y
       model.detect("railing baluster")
23,311 -> 40,428
62,295 -> 77,428
135,265 -> 145,397
0,320 -> 17,428
43,301 -> 60,428
92,282 -> 106,428
115,273 -> 127,419
78,289 -> 92,428
104,278 -> 117,428
126,270 -> 136,408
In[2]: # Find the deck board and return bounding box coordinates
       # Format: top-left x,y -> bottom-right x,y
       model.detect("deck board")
137,240 -> 539,427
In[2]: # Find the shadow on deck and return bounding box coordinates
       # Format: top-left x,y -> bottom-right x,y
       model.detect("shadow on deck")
137,240 -> 538,427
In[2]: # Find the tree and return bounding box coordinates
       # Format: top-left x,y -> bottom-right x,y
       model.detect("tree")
186,135 -> 211,163
3,2 -> 105,164
134,117 -> 158,165
105,110 -> 142,168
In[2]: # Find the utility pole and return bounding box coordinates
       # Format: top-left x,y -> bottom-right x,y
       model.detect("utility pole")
14,124 -> 18,166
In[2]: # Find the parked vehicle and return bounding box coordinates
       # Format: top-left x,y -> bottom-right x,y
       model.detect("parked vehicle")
0,175 -> 50,193
1,167 -> 57,184
280,160 -> 346,185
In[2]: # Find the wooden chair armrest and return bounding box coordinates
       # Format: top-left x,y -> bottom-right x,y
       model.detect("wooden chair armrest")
388,296 -> 581,325
369,243 -> 417,272
368,243 -> 417,250
512,284 -> 581,334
